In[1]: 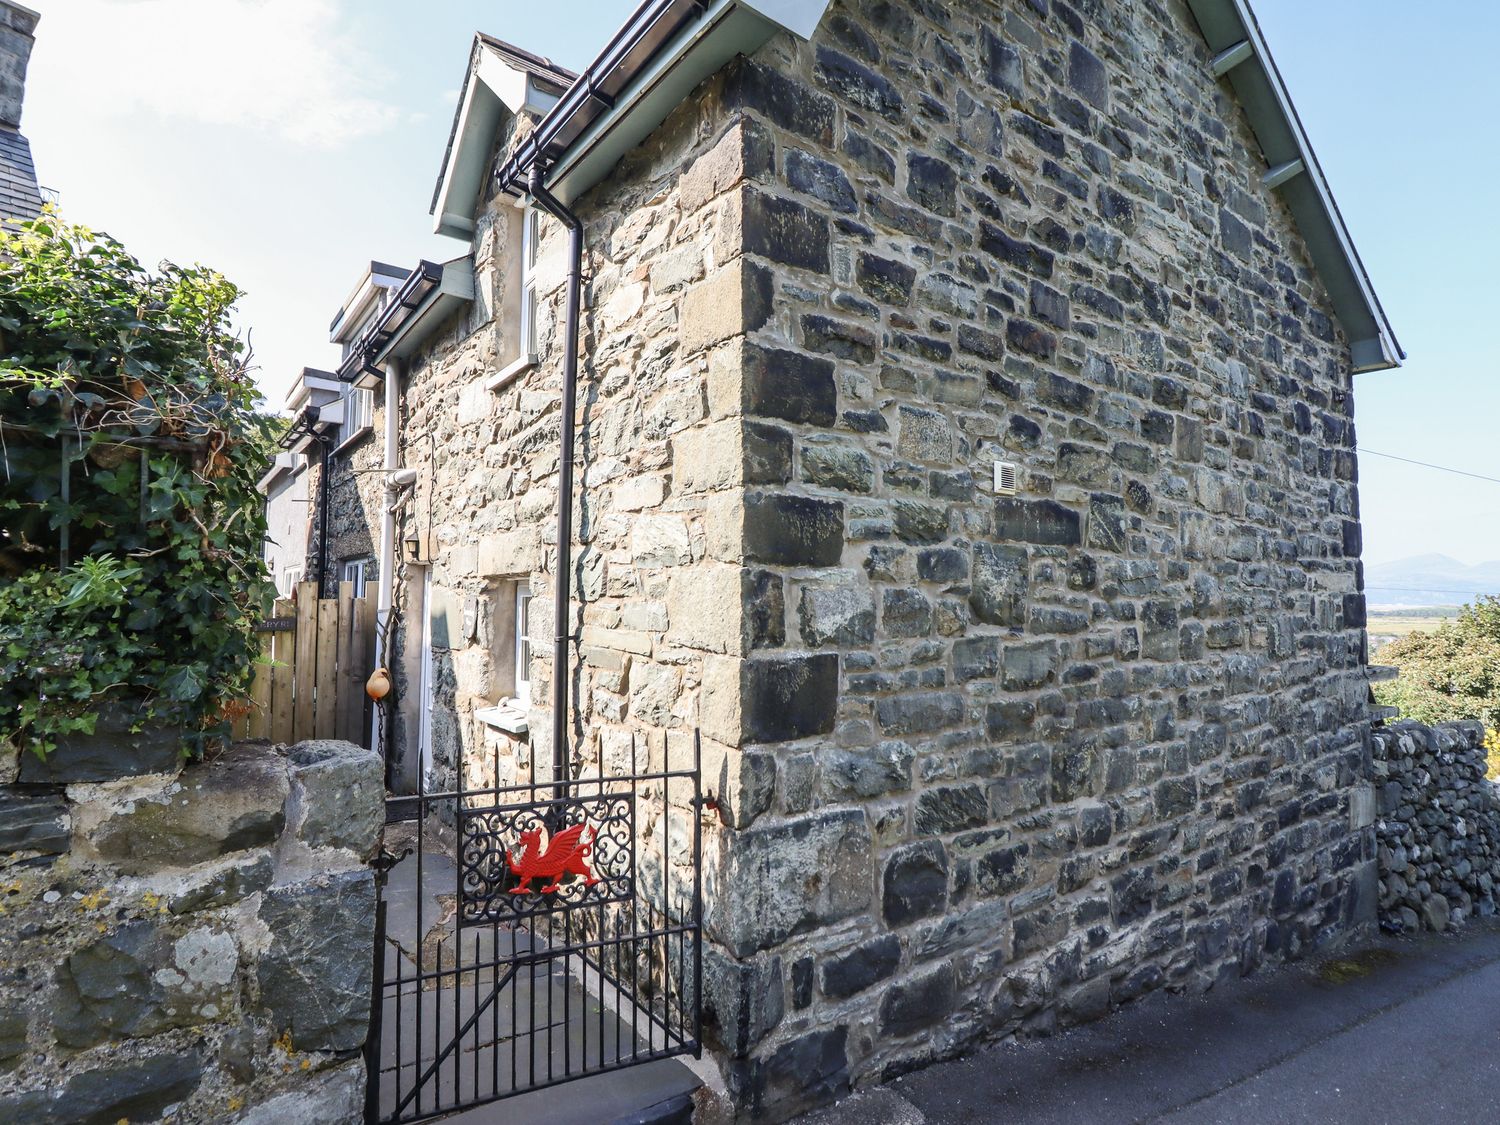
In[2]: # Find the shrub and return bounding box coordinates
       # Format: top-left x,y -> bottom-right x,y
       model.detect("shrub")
1374,594 -> 1500,783
0,211 -> 274,757
1373,596 -> 1500,732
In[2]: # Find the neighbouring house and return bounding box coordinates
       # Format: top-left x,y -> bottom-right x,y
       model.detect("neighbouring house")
302,0 -> 1401,1117
260,445 -> 310,598
0,1 -> 42,225
264,263 -> 413,598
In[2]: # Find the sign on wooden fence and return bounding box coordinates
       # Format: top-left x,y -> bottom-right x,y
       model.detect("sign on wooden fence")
235,580 -> 376,747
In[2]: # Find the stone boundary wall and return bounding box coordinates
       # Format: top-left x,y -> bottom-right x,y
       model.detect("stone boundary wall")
1374,720 -> 1500,933
0,737 -> 383,1124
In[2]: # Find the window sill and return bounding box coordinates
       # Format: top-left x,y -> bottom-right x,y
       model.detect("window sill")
475,702 -> 529,735
485,353 -> 538,393
331,426 -> 374,458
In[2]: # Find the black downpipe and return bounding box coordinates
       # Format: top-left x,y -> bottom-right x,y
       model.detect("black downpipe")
317,433 -> 333,598
528,166 -> 584,789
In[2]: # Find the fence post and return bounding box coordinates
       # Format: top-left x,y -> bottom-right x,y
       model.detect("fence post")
315,596 -> 339,740
294,582 -> 318,740
270,598 -> 296,744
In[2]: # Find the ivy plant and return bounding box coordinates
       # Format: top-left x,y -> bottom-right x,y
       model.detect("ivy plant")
0,210 -> 276,758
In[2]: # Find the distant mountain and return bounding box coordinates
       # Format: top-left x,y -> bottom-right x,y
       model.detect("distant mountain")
1364,554 -> 1500,607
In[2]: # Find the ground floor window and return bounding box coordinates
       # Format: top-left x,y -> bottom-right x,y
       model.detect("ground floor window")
342,557 -> 371,599
484,577 -> 533,708
514,582 -> 532,707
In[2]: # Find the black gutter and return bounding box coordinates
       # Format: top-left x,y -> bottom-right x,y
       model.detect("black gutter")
316,432 -> 333,598
337,261 -> 445,383
487,0 -> 715,785
491,0 -> 707,199
277,403 -> 320,450
527,165 -> 584,787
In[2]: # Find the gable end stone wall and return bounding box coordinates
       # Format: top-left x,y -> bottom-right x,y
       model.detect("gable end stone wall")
696,0 -> 1377,1116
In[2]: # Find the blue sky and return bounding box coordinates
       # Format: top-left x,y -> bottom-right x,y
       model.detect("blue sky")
20,1 -> 1495,567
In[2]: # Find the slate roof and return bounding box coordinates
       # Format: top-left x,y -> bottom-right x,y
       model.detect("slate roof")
0,126 -> 41,224
475,32 -> 576,88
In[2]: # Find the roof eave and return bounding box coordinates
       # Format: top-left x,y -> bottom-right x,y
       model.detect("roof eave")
370,257 -> 475,364
495,0 -> 833,206
1186,0 -> 1403,372
282,369 -> 342,414
544,2 -> 781,207
431,36 -> 569,240
329,263 -> 407,342
257,450 -> 301,494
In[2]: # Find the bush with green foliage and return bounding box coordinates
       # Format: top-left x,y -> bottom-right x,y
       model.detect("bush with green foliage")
0,211 -> 274,758
1375,596 -> 1500,780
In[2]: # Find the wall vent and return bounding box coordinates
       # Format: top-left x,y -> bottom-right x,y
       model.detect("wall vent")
993,460 -> 1019,496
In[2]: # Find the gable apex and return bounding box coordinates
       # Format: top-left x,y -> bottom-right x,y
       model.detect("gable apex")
1186,0 -> 1401,371
430,33 -> 576,240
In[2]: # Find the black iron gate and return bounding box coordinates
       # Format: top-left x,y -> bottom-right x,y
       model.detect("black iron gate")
365,734 -> 704,1123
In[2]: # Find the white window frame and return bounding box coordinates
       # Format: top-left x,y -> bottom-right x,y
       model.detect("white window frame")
339,385 -> 373,446
485,206 -> 544,394
279,565 -> 303,599
521,207 -> 540,360
514,582 -> 533,708
342,558 -> 370,599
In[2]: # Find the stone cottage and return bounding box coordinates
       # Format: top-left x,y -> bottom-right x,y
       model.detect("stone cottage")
0,1 -> 43,225
299,0 -> 1399,1116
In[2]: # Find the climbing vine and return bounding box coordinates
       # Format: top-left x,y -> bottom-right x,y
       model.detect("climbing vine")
0,210 -> 275,757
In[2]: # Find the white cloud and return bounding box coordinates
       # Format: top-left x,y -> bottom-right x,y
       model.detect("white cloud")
39,0 -> 404,147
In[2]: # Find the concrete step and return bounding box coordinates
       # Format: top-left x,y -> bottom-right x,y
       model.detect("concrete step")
433,1058 -> 699,1125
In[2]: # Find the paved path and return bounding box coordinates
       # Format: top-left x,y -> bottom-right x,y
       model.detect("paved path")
378,847 -> 698,1125
799,922 -> 1500,1124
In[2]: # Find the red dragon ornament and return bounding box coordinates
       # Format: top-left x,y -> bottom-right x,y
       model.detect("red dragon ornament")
506,823 -> 601,895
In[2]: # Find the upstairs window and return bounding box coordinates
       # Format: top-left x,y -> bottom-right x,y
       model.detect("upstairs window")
341,385 -> 373,445
486,207 -> 545,393
520,207 -> 540,361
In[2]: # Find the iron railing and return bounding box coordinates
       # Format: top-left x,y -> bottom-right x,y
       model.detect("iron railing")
365,731 -> 703,1123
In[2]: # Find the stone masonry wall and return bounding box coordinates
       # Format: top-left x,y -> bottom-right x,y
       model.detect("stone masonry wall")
390,87 -> 757,837
690,0 -> 1377,1116
359,0 -> 1381,1118
304,419 -> 386,598
1374,720 -> 1500,933
0,736 -> 382,1124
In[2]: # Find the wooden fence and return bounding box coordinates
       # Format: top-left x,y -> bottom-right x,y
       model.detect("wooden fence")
234,580 -> 376,747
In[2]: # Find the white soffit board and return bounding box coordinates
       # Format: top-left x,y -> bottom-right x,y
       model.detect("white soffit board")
435,46 -> 565,239
545,0 -> 833,206
374,259 -> 476,363
738,0 -> 831,39
1185,0 -> 1402,372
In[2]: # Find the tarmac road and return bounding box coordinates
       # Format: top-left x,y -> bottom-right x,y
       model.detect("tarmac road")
797,922 -> 1500,1125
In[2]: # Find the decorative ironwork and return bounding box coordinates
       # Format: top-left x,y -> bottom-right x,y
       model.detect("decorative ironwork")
458,793 -> 634,925
367,739 -> 703,1124
507,823 -> 599,895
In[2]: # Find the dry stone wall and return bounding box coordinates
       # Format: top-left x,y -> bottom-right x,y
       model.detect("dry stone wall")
1373,720 -> 1500,932
690,0 -> 1378,1115
0,737 -> 382,1124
